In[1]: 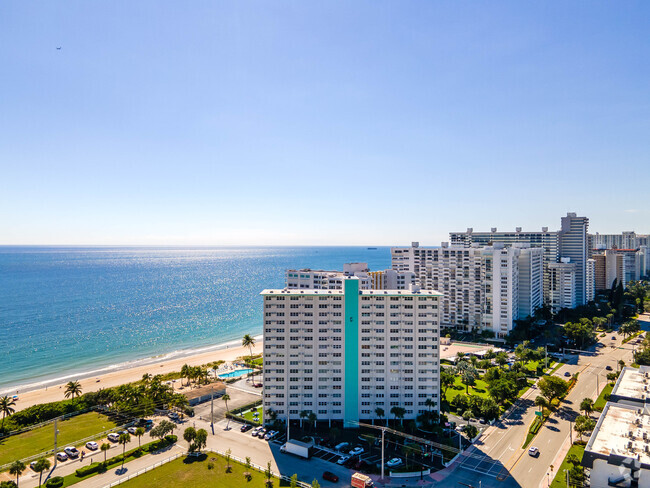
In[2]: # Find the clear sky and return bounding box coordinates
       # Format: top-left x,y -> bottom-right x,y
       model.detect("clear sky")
1,2 -> 649,246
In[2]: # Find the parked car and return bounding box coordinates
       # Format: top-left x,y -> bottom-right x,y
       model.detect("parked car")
265,430 -> 278,441
528,447 -> 540,457
336,455 -> 351,465
64,446 -> 80,458
56,452 -> 68,462
478,418 -> 486,425
255,428 -> 267,438
241,424 -> 253,432
564,372 -> 571,377
107,433 -> 120,442
168,412 -> 179,421
349,447 -> 364,456
605,365 -> 613,371
86,441 -> 99,451
322,472 -> 339,482
386,457 -> 403,468
29,461 -> 37,471
335,442 -> 350,451
251,426 -> 263,436
127,426 -> 138,434
612,336 -> 617,340
252,383 -> 263,388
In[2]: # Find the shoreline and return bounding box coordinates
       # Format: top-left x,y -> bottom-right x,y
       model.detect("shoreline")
5,336 -> 264,413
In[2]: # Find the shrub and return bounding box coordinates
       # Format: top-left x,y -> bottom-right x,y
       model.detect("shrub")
165,434 -> 177,444
208,462 -> 214,470
45,477 -> 64,488
75,462 -> 104,477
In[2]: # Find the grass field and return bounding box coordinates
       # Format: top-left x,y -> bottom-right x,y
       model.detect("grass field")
594,383 -> 614,411
550,443 -> 585,488
242,407 -> 263,424
445,376 -> 491,403
0,412 -> 118,466
119,453 -> 268,488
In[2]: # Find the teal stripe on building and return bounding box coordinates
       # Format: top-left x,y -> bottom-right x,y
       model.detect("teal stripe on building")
343,278 -> 359,428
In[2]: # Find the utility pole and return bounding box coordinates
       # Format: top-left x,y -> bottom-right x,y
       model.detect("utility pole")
569,420 -> 572,444
381,428 -> 385,480
545,345 -> 548,370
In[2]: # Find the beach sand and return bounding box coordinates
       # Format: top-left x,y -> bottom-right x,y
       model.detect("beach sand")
11,341 -> 263,413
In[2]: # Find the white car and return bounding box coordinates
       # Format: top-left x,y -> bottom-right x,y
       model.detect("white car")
264,430 -> 278,440
127,426 -> 137,434
528,446 -> 540,457
336,455 -> 351,465
64,446 -> 80,458
335,442 -> 350,451
386,458 -> 403,468
107,433 -> 120,442
349,447 -> 364,456
251,426 -> 263,436
86,441 -> 99,451
56,452 -> 68,461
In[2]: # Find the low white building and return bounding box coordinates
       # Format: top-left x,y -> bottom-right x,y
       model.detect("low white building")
262,277 -> 442,428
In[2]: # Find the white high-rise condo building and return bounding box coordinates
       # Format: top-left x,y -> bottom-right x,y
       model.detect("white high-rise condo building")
285,263 -> 416,291
262,277 -> 442,428
391,242 -> 543,337
558,213 -> 589,306
586,258 -> 596,303
548,259 -> 577,313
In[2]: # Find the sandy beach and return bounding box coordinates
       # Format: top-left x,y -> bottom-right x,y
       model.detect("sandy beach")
11,340 -> 263,413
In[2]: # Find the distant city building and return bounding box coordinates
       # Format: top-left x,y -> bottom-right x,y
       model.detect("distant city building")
586,258 -> 596,303
285,263 -> 416,291
592,248 -> 645,289
591,231 -> 649,250
391,242 -> 543,337
261,278 -> 442,428
548,259 -> 576,313
558,213 -> 589,306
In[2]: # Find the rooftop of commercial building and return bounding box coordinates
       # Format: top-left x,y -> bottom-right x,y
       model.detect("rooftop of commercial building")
585,402 -> 650,467
261,286 -> 443,297
611,366 -> 650,404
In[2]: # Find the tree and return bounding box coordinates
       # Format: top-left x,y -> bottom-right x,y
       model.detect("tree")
64,381 -> 82,401
307,412 -> 317,433
488,377 -> 518,405
538,376 -> 569,404
375,407 -> 385,426
440,368 -> 456,398
265,461 -> 273,488
0,396 -> 16,428
222,393 -> 231,428
574,415 -> 596,440
118,433 -> 131,467
195,428 -> 207,452
101,442 -> 111,462
9,460 -> 25,487
299,410 -> 308,428
33,458 -> 50,488
141,373 -> 152,384
580,398 -> 594,417
534,396 -> 548,414
461,369 -> 476,394
180,364 -> 190,386
290,474 -> 298,488
150,420 -> 175,440
390,406 -> 406,426
134,427 -> 145,447
184,426 -> 197,449
311,480 -> 320,488
463,424 -> 478,440
225,448 -> 232,472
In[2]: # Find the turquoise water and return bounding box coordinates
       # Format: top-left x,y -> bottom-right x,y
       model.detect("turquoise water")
0,246 -> 390,392
218,368 -> 255,378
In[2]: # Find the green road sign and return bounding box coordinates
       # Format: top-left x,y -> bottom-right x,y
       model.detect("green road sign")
535,411 -> 543,416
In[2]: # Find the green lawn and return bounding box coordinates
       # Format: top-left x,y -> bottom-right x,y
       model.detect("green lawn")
550,444 -> 585,488
445,376 -> 491,403
242,407 -> 263,424
119,452 -> 268,488
0,412 -> 118,467
594,383 -> 614,411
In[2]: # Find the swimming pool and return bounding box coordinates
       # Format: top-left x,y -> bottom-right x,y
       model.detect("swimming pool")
218,368 -> 255,379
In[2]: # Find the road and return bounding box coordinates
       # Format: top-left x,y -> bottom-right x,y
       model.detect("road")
436,331 -> 638,488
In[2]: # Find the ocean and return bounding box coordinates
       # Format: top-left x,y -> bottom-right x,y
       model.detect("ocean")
0,246 -> 391,393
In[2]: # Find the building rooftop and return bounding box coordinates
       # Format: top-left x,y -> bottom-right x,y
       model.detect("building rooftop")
611,366 -> 650,406
261,287 -> 443,297
584,402 -> 650,469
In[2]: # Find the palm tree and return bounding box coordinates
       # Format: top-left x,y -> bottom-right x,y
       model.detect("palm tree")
9,460 -> 25,487
222,393 -> 231,428
101,442 -> 111,462
135,427 -> 145,447
390,406 -> 406,426
375,407 -> 385,426
307,412 -> 317,433
580,398 -> 594,417
33,458 -> 50,487
141,373 -> 152,384
0,395 -> 16,428
211,365 -> 219,380
424,398 -> 435,419
180,364 -> 190,386
534,396 -> 547,415
118,433 -> 131,468
299,410 -> 308,428
64,381 -> 82,401
242,334 -> 256,382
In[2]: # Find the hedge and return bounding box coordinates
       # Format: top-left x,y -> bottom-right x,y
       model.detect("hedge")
45,476 -> 64,488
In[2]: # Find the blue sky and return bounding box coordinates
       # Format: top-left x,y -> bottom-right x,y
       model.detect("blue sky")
1,2 -> 649,245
